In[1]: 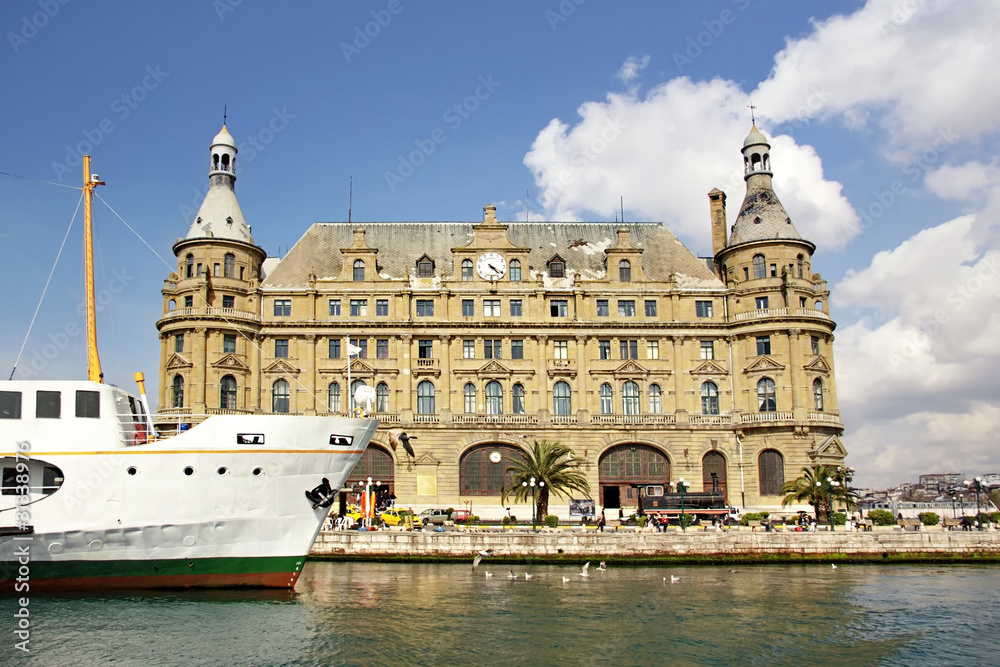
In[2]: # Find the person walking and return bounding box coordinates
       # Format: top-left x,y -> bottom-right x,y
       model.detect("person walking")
598,511 -> 606,533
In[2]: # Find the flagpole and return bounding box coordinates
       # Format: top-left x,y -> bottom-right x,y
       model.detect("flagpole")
346,336 -> 351,415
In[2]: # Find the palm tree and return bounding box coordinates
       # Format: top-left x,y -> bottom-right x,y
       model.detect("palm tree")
780,464 -> 857,524
501,440 -> 591,524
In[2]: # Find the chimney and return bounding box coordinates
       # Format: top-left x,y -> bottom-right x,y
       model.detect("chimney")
708,188 -> 727,258
483,203 -> 497,224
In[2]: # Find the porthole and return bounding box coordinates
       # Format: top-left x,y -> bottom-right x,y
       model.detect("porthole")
127,467 -> 138,476
217,466 -> 229,476
183,466 -> 195,476
252,467 -> 264,476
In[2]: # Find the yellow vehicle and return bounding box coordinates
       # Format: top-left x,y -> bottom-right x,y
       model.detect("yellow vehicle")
343,505 -> 363,524
379,508 -> 421,527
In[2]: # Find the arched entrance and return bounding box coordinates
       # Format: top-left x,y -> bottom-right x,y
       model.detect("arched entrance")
345,444 -> 395,511
702,451 -> 728,501
598,444 -> 669,510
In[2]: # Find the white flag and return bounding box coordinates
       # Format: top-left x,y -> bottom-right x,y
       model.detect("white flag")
346,340 -> 362,357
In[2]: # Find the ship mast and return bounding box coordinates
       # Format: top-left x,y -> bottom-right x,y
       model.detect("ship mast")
82,156 -> 105,383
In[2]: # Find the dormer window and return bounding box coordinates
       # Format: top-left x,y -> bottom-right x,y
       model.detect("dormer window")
753,216 -> 761,225
462,259 -> 473,281
353,259 -> 365,282
226,216 -> 233,226
417,256 -> 434,278
196,217 -> 202,225
619,259 -> 631,282
549,256 -> 565,278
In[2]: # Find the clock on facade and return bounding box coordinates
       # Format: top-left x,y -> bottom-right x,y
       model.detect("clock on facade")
489,450 -> 502,464
476,252 -> 507,281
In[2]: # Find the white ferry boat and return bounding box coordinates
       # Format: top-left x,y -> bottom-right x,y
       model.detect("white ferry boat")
1,157 -> 378,590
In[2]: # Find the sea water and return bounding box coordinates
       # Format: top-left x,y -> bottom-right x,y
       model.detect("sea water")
9,561 -> 1000,665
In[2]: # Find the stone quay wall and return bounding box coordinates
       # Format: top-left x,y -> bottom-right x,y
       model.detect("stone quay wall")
311,529 -> 1000,564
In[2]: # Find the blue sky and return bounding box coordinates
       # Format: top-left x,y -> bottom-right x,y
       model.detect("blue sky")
2,1 -> 998,489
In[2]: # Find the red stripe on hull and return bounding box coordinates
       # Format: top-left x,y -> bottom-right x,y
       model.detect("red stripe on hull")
22,569 -> 302,592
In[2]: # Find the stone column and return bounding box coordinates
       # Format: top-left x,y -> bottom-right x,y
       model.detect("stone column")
158,333 -> 168,410
400,334 -> 413,421
193,327 -> 208,413
671,335 -> 686,415
536,335 -> 548,415
788,328 -> 806,420
439,334 -> 452,423
251,333 -> 262,413
303,334 -> 316,415
575,334 -> 589,421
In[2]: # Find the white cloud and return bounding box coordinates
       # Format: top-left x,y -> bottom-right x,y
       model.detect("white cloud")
523,77 -> 859,250
925,161 -> 1000,201
615,54 -> 650,84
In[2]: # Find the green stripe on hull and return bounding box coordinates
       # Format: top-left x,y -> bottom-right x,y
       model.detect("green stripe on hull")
7,555 -> 303,582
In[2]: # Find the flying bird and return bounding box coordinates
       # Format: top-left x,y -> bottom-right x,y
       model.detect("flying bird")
472,549 -> 494,570
387,429 -> 417,458
597,561 -> 607,572
507,570 -> 517,579
579,562 -> 590,577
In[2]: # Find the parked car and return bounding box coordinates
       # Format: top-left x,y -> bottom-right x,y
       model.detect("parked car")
418,508 -> 451,525
451,510 -> 472,523
379,508 -> 420,527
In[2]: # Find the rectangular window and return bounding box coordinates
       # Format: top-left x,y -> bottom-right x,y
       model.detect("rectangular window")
0,391 -> 22,419
377,339 -> 389,359
620,339 -> 638,359
701,340 -> 714,360
175,334 -> 184,353
463,340 -> 475,359
418,339 -> 433,359
416,299 -> 434,316
275,339 -> 289,358
599,339 -> 611,360
510,299 -> 522,317
184,296 -> 194,308
351,338 -> 368,358
462,299 -> 475,317
550,300 -> 568,317
329,299 -> 341,316
511,339 -> 524,359
553,340 -> 568,360
329,339 -> 341,358
770,263 -> 777,277
75,390 -> 100,418
274,299 -> 291,317
484,299 -> 501,317
744,267 -> 750,281
618,300 -> 636,317
800,296 -> 807,308
756,296 -> 769,310
695,300 -> 713,318
596,299 -> 609,317
35,390 -> 60,419
376,299 -> 388,317
196,263 -> 203,276
214,263 -> 220,277
222,295 -> 235,309
645,300 -> 658,317
811,335 -> 821,356
647,340 -> 659,360
223,334 -> 236,354
350,299 -> 368,316
756,336 -> 771,356
484,339 -> 502,359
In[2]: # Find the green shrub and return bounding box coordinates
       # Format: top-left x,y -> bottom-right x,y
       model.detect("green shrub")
868,509 -> 896,526
739,512 -> 765,526
469,515 -> 480,524
918,512 -> 940,526
545,515 -> 559,528
832,511 -> 847,525
636,516 -> 647,528
446,508 -> 456,517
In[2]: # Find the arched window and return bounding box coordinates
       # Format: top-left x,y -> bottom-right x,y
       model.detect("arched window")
328,382 -> 341,413
464,383 -> 476,414
600,383 -> 613,414
376,382 -> 389,413
349,380 -> 367,411
703,451 -> 727,498
185,254 -> 194,279
272,379 -> 290,413
172,375 -> 184,408
212,153 -> 220,171
648,384 -> 662,414
762,153 -> 770,171
797,254 -> 804,279
485,381 -> 503,415
353,259 -> 365,282
751,152 -> 761,171
219,375 -> 237,409
622,381 -> 640,415
462,259 -> 473,281
758,449 -> 784,496
553,381 -> 572,415
701,381 -> 720,415
813,378 -> 824,411
512,383 -> 525,414
815,300 -> 824,311
460,444 -> 526,496
224,253 -> 236,278
757,378 -> 776,412
509,259 -> 521,281
619,260 -> 631,282
417,381 -> 435,414
753,254 -> 766,279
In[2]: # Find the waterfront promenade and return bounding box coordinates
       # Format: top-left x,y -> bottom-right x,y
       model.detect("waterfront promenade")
311,527 -> 1000,563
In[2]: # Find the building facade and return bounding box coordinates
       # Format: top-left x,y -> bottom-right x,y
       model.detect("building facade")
156,123 -> 848,516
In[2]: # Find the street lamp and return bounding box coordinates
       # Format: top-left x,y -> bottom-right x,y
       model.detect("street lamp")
674,478 -> 691,531
964,477 -> 985,531
522,476 -> 544,532
816,477 -> 841,531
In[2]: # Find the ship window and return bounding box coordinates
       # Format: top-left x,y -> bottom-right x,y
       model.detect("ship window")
183,466 -> 195,476
36,391 -> 60,418
75,390 -> 100,418
41,465 -> 63,494
1,468 -> 18,495
0,391 -> 22,419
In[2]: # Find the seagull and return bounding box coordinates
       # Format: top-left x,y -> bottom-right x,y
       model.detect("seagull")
524,573 -> 532,580
831,564 -> 838,570
597,561 -> 607,572
472,549 -> 494,570
562,576 -> 571,583
507,570 -> 517,579
670,575 -> 680,583
485,571 -> 493,578
579,562 -> 590,577
729,569 -> 738,574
